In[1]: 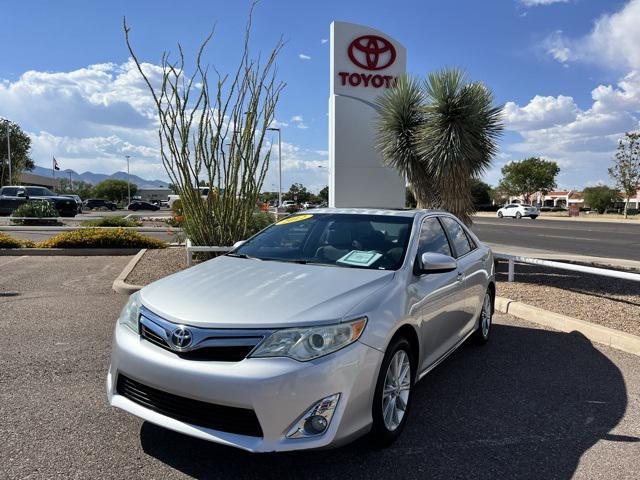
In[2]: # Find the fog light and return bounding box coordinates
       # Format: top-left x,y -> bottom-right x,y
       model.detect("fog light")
286,393 -> 340,439
305,415 -> 328,434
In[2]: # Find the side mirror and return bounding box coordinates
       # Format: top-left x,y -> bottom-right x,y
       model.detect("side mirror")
232,240 -> 246,250
16,191 -> 27,198
416,252 -> 457,274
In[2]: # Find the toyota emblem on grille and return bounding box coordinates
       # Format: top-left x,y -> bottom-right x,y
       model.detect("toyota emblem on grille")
170,326 -> 192,349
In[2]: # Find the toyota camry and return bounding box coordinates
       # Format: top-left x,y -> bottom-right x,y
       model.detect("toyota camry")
107,208 -> 495,452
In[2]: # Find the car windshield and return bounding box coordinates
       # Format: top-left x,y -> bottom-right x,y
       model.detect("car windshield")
233,213 -> 413,270
26,187 -> 54,196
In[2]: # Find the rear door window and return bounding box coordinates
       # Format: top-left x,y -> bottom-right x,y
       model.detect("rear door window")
440,217 -> 474,258
1,187 -> 17,196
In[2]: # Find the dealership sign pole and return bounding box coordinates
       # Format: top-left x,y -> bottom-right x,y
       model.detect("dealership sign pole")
329,21 -> 406,208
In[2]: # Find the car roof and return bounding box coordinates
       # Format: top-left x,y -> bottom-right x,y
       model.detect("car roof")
299,207 -> 444,218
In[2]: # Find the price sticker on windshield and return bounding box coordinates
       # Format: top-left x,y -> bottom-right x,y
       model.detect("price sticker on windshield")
276,214 -> 313,225
336,250 -> 382,267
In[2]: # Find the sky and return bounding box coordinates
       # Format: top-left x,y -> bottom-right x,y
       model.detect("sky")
1,0 -> 639,192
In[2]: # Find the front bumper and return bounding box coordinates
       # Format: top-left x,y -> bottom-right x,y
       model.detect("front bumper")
106,322 -> 384,452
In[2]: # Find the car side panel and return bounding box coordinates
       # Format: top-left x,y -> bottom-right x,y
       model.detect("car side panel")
411,270 -> 466,370
457,247 -> 491,336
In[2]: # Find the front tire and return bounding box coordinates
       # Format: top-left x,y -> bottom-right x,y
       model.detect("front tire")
497,211 -> 503,218
515,212 -> 522,219
472,291 -> 493,345
370,337 -> 415,446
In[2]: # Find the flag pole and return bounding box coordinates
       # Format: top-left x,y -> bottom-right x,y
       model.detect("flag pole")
52,156 -> 56,192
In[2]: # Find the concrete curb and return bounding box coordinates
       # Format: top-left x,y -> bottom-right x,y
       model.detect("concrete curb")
112,249 -> 146,295
0,248 -> 141,256
495,296 -> 640,356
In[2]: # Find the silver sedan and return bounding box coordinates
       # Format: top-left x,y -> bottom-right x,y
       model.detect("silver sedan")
107,208 -> 495,452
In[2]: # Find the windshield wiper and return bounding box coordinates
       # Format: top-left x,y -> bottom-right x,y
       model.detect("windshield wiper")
226,252 -> 257,260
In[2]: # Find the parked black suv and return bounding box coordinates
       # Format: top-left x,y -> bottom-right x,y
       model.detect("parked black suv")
0,186 -> 78,217
84,198 -> 117,211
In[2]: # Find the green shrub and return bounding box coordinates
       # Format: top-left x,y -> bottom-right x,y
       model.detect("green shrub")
80,216 -> 142,227
165,215 -> 184,227
247,211 -> 275,236
10,201 -> 60,225
37,228 -> 166,249
0,232 -> 34,248
171,199 -> 183,216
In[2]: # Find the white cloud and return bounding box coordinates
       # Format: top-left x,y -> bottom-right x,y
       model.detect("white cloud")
298,54 -> 311,61
290,115 -> 308,129
263,141 -> 328,192
520,0 -> 568,6
545,0 -> 640,70
503,95 -> 579,130
321,38 -> 328,44
0,60 -> 326,189
501,72 -> 640,187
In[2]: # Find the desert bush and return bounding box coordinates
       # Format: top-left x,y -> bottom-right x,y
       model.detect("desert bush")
171,199 -> 183,217
80,216 -> 142,227
10,201 -> 59,226
0,232 -> 34,248
37,228 -> 166,249
247,212 -> 275,236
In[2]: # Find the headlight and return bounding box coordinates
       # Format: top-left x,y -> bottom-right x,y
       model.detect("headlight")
118,291 -> 141,333
250,317 -> 367,361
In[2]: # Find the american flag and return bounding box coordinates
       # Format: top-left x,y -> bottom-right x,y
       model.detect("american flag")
53,157 -> 60,171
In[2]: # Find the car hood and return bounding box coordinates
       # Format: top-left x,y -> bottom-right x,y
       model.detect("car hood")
140,256 -> 395,329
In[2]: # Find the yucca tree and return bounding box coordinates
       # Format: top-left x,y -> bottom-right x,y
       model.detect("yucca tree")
376,69 -> 503,224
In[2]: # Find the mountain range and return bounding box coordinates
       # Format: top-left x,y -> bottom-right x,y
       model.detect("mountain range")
31,166 -> 170,189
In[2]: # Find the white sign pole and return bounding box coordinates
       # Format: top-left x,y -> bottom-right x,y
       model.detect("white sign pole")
329,21 -> 406,208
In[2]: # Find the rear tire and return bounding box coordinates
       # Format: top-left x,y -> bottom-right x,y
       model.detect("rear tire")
472,291 -> 493,345
497,212 -> 503,218
370,337 -> 415,446
515,212 -> 522,219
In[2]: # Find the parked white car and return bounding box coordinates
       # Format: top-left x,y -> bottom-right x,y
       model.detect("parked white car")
497,204 -> 539,219
167,187 -> 211,208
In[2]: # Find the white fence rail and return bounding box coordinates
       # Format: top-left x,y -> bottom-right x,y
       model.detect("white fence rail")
495,253 -> 640,283
185,239 -> 232,266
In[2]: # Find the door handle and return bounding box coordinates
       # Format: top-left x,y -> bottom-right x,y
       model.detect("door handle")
456,271 -> 465,282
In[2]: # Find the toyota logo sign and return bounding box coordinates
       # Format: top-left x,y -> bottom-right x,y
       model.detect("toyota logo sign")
348,35 -> 396,71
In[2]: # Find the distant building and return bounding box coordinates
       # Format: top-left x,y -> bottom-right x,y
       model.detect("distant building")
18,171 -> 62,190
137,187 -> 173,204
508,189 -> 639,210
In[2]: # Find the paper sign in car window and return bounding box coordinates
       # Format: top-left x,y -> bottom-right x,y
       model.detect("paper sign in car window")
336,250 -> 382,267
276,214 -> 313,225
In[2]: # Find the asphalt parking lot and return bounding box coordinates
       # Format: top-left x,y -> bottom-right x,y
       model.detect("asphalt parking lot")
1,256 -> 639,479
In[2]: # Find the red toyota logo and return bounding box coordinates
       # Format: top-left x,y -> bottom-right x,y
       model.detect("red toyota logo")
348,35 -> 396,71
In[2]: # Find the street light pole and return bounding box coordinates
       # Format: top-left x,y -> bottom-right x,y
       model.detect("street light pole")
6,121 -> 11,184
266,128 -> 282,208
125,155 -> 131,205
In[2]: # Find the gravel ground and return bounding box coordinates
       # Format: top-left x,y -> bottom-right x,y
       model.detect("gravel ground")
126,248 -> 187,285
496,261 -> 640,336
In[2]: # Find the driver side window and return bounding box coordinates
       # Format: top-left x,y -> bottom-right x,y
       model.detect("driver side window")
417,217 -> 452,257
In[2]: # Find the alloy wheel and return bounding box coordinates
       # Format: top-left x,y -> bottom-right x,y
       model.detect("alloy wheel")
382,350 -> 411,431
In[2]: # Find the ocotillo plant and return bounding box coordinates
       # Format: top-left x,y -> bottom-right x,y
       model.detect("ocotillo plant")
124,2 -> 284,246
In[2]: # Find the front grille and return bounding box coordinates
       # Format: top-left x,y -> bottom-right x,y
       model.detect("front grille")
138,306 -> 271,362
116,374 -> 263,437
